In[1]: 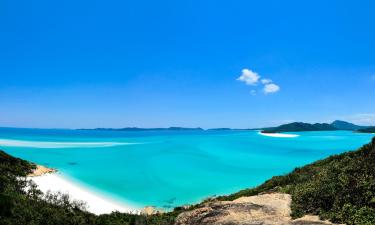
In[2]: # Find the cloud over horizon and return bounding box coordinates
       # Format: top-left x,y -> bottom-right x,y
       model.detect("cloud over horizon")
237,68 -> 280,95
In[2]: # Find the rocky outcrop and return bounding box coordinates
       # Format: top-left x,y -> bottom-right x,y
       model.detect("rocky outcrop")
28,165 -> 56,177
141,206 -> 164,215
175,193 -> 341,225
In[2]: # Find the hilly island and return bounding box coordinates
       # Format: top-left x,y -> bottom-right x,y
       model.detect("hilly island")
261,120 -> 372,134
358,127 -> 375,134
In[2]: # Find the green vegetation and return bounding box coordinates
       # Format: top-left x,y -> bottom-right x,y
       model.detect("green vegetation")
218,137 -> 375,225
331,120 -> 367,130
262,122 -> 337,133
0,150 -> 180,225
1,138 -> 375,224
358,127 -> 375,133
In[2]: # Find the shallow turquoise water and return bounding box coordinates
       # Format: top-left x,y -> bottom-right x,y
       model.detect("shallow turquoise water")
0,128 -> 373,209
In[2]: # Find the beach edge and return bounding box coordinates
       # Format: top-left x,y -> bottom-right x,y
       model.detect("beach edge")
29,167 -> 140,215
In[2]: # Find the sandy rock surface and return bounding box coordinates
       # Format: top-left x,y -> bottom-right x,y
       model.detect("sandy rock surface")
28,165 -> 56,177
175,193 -> 342,225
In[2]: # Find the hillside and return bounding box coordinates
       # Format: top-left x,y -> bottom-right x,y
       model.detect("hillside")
1,138 -> 375,224
357,127 -> 375,133
262,122 -> 337,133
217,137 -> 375,225
331,120 -> 367,130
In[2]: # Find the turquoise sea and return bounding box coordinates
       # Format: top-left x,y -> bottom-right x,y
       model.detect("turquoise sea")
0,127 -> 373,209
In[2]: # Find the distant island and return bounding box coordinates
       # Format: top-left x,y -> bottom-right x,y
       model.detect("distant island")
78,127 -> 259,132
79,127 -> 205,131
207,128 -> 256,131
330,120 -> 369,130
206,128 -> 233,131
78,120 -> 374,134
262,120 -> 370,133
262,122 -> 337,133
357,127 -> 375,133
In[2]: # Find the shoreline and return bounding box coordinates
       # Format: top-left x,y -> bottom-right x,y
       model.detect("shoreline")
28,167 -> 140,215
28,165 -> 56,177
258,131 -> 299,138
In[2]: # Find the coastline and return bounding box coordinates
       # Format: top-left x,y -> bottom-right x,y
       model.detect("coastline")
28,165 -> 56,177
258,131 -> 299,138
28,166 -> 140,215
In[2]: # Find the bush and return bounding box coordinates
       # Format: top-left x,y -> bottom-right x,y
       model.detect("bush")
219,138 -> 375,225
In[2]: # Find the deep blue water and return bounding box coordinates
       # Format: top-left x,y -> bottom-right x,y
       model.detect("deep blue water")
0,127 -> 373,209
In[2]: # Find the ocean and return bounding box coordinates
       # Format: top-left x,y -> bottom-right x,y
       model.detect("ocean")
0,127 -> 373,209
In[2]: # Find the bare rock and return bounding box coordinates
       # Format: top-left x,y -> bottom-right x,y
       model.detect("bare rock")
28,165 -> 56,177
292,215 -> 343,225
175,193 -> 341,225
141,206 -> 164,215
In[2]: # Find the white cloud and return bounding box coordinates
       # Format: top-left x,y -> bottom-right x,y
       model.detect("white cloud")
237,69 -> 260,85
237,68 -> 280,95
264,83 -> 280,94
261,79 -> 272,84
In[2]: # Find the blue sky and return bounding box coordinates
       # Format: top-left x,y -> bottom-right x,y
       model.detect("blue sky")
1,0 -> 374,128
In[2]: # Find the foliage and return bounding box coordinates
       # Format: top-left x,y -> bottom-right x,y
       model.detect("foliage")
0,150 -> 177,225
218,137 -> 375,225
357,127 -> 375,133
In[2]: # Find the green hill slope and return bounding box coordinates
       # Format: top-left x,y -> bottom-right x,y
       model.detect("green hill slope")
262,122 -> 337,133
219,137 -> 375,225
358,127 -> 375,133
331,120 -> 367,130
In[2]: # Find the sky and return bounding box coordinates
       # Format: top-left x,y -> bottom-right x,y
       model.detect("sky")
0,0 -> 375,129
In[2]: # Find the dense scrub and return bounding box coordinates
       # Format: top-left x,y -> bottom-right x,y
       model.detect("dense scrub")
218,137 -> 375,225
1,138 -> 375,224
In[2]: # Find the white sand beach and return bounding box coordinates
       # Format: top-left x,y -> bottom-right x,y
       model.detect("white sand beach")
258,131 -> 299,138
30,173 -> 140,215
